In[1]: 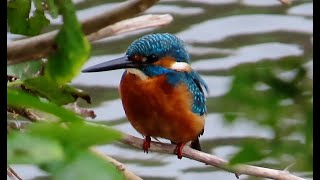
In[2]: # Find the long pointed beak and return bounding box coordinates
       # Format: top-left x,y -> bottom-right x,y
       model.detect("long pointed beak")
82,56 -> 140,73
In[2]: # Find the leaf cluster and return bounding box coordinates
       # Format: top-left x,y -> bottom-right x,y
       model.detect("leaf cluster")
217,58 -> 313,171
7,1 -> 124,179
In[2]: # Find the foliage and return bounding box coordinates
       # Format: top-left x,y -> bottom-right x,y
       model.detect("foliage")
7,110 -> 123,180
7,0 -> 124,179
7,0 -> 51,36
8,89 -> 124,179
216,58 -> 313,171
45,0 -> 91,85
7,0 -> 313,179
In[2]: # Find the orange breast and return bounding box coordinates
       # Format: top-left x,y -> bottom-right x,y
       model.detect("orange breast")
119,71 -> 205,144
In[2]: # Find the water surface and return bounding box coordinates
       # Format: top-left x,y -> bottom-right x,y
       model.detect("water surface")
8,0 -> 313,179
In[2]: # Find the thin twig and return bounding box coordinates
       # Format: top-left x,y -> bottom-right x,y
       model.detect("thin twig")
90,148 -> 143,180
64,103 -> 96,119
121,134 -> 305,180
7,166 -> 23,180
7,109 -> 305,180
7,0 -> 159,65
80,0 -> 159,35
87,14 -> 173,42
278,0 -> 291,5
7,106 -> 43,122
7,167 -> 16,180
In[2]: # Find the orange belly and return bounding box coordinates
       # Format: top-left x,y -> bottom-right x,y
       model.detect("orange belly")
119,71 -> 205,144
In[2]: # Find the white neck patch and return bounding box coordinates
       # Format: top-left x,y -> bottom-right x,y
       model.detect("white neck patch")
170,62 -> 192,72
126,68 -> 149,80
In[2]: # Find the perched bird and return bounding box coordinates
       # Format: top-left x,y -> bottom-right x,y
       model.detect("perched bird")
82,33 -> 208,159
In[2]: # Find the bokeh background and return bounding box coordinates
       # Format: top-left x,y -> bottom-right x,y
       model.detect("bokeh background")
8,0 -> 313,179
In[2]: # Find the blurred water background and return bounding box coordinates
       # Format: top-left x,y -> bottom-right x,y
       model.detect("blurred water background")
8,0 -> 313,179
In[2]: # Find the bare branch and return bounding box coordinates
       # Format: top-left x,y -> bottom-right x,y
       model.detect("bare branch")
64,103 -> 96,119
7,14 -> 171,65
278,0 -> 291,5
121,134 -> 305,180
90,148 -> 143,180
7,166 -> 23,180
80,0 -> 160,35
7,106 -> 44,122
7,167 -> 16,180
7,109 -> 305,180
87,14 -> 173,42
7,0 -> 160,65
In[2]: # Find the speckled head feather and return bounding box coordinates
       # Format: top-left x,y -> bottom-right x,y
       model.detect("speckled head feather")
126,33 -> 190,63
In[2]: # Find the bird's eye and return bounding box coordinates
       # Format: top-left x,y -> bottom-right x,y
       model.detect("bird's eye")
128,55 -> 141,62
147,54 -> 158,63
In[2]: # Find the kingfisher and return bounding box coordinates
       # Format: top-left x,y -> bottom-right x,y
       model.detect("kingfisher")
82,33 -> 208,159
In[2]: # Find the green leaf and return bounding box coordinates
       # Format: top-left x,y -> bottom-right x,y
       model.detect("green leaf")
7,61 -> 42,80
66,122 -> 123,147
47,0 -> 59,18
29,122 -> 68,143
7,0 -> 31,35
29,122 -> 122,148
8,132 -> 64,164
22,76 -> 91,105
63,85 -> 92,104
45,0 -> 90,84
305,108 -> 313,146
23,77 -> 77,105
54,150 -> 124,180
28,10 -> 50,35
229,144 -> 266,164
223,112 -> 238,123
33,0 -> 45,11
33,0 -> 59,18
7,88 -> 83,122
7,0 -> 50,36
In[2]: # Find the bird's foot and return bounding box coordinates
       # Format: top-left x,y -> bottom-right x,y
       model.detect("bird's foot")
143,136 -> 151,153
174,143 -> 185,159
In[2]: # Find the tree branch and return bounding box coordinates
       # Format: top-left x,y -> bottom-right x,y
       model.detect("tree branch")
7,106 -> 44,122
7,0 -> 160,65
86,14 -> 173,42
7,14 -> 172,65
90,148 -> 143,180
7,110 -> 305,180
7,166 -> 23,180
278,0 -> 291,5
121,134 -> 305,180
80,0 -> 159,35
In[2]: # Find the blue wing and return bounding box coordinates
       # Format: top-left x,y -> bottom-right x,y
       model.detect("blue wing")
143,66 -> 208,116
183,71 -> 208,116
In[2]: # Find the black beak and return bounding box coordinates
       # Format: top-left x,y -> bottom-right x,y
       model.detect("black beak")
82,56 -> 141,73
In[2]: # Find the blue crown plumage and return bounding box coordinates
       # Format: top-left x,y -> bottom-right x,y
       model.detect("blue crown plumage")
126,33 -> 190,63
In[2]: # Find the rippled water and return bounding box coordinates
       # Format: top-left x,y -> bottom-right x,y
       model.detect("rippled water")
8,0 -> 313,179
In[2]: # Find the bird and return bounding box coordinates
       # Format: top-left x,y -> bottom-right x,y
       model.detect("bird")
82,33 -> 208,159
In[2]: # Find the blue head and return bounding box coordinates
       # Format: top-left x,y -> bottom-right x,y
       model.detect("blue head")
82,33 -> 192,75
82,33 -> 209,115
126,33 -> 190,63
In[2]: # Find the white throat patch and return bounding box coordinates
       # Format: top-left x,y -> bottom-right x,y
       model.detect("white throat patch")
126,68 -> 149,80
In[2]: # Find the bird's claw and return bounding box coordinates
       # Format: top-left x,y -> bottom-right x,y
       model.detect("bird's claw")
174,143 -> 185,159
143,136 -> 151,153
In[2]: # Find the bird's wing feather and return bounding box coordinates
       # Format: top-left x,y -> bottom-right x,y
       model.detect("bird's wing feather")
183,71 -> 208,116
